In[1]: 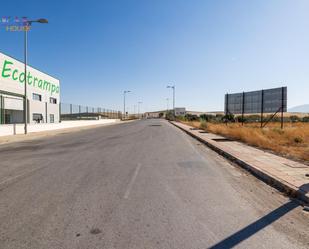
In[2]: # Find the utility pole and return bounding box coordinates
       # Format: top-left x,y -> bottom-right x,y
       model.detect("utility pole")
24,26 -> 28,134
23,18 -> 48,134
167,85 -> 175,116
166,98 -> 169,117
123,90 -> 131,120
138,101 -> 142,119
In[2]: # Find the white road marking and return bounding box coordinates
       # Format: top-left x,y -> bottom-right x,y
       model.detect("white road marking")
124,163 -> 142,199
0,167 -> 43,187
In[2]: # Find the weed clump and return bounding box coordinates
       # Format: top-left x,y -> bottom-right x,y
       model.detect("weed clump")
199,120 -> 208,130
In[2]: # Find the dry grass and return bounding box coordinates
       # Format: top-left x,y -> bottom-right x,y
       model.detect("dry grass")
181,121 -> 309,163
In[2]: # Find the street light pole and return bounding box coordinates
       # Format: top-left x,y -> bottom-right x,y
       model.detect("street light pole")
173,87 -> 175,113
123,92 -> 126,120
123,90 -> 131,120
167,85 -> 175,116
138,101 -> 142,119
24,27 -> 28,134
23,18 -> 48,134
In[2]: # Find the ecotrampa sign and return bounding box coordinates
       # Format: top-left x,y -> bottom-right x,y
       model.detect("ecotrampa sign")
1,58 -> 59,95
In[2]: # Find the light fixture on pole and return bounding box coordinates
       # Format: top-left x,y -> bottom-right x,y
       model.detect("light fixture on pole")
123,90 -> 131,120
166,85 -> 175,116
23,18 -> 48,134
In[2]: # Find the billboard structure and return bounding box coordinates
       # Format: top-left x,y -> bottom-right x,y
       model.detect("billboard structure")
224,87 -> 287,128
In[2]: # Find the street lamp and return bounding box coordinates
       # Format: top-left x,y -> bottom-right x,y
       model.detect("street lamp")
123,90 -> 131,120
166,98 -> 169,114
134,105 -> 137,116
166,85 -> 175,116
138,101 -> 142,119
24,18 -> 48,134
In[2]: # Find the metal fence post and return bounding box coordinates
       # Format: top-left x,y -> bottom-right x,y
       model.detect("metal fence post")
242,92 -> 245,126
59,102 -> 61,123
281,87 -> 284,129
261,90 -> 264,128
45,102 -> 48,123
225,93 -> 229,115
0,95 -> 3,124
225,93 -> 229,126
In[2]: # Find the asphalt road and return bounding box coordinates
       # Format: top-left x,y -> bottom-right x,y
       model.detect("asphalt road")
0,119 -> 308,249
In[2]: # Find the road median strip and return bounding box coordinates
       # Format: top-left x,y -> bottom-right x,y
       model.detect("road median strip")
170,121 -> 309,204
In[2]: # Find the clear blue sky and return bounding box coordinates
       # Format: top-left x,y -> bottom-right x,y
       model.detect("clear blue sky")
1,0 -> 309,112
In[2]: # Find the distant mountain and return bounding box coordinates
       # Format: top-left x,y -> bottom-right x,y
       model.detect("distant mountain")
288,104 -> 309,113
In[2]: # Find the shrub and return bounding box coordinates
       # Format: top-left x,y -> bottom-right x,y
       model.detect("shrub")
176,115 -> 186,121
236,116 -> 247,123
294,137 -> 303,143
165,110 -> 175,120
222,113 -> 235,122
184,114 -> 199,121
272,128 -> 284,135
199,120 -> 208,130
246,115 -> 261,123
302,116 -> 309,122
289,115 -> 300,122
200,114 -> 215,122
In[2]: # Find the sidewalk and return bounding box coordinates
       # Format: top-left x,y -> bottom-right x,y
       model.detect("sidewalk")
0,119 -> 120,137
171,121 -> 309,203
0,119 -> 122,145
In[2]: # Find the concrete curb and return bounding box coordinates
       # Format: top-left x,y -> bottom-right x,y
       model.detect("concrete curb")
170,121 -> 309,204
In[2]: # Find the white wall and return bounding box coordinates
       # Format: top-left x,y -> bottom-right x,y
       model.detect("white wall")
0,119 -> 119,137
30,99 -> 46,122
174,108 -> 186,116
47,103 -> 59,123
0,52 -> 60,124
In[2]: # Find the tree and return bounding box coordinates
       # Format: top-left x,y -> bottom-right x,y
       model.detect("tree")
222,113 -> 235,122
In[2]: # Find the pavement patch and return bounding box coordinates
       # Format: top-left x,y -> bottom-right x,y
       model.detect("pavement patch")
178,161 -> 206,169
0,145 -> 40,153
90,228 -> 102,235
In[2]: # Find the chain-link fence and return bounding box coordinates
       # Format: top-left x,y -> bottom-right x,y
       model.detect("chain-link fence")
60,103 -> 122,121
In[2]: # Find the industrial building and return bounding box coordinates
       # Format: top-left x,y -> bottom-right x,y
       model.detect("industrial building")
174,107 -> 186,116
0,52 -> 60,124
